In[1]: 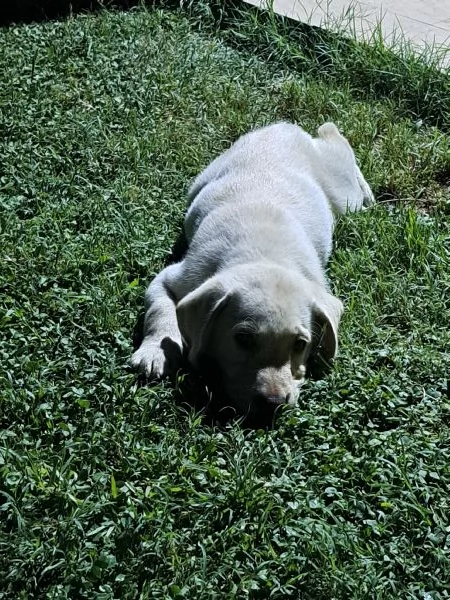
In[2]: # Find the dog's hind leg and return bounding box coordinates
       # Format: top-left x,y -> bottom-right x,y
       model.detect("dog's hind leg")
316,122 -> 374,213
355,164 -> 375,208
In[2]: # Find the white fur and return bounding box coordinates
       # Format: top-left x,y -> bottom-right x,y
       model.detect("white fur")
131,122 -> 374,414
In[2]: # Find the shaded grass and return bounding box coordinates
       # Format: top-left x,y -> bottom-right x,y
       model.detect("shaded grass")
183,0 -> 450,131
0,3 -> 449,599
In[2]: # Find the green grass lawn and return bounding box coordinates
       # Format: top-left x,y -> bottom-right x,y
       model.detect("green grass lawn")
1,2 -> 450,598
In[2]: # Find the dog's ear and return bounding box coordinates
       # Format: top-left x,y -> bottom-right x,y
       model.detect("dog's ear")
312,290 -> 344,365
176,276 -> 231,368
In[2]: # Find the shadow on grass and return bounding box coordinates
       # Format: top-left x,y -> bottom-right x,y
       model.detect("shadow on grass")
1,0 -> 130,26
0,0 -> 227,26
132,327 -> 280,430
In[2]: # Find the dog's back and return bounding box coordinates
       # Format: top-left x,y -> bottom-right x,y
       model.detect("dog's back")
185,122 -> 372,245
185,123 -> 348,272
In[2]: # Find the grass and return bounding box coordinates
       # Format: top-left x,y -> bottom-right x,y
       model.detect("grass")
0,1 -> 450,598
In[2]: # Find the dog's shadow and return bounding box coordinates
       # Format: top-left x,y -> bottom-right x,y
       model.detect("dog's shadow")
131,228 -> 331,430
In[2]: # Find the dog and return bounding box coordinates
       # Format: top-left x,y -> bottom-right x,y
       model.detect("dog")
131,122 -> 374,416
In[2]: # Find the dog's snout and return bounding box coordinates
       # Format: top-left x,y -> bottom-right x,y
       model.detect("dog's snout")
267,394 -> 289,406
256,392 -> 290,407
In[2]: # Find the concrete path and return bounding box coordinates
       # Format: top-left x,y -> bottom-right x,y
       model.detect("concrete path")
245,0 -> 450,57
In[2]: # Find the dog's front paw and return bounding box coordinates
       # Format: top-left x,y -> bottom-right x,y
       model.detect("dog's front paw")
130,336 -> 183,378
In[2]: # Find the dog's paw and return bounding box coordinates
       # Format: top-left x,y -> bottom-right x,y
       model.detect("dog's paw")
130,336 -> 183,378
356,167 -> 375,208
361,183 -> 375,208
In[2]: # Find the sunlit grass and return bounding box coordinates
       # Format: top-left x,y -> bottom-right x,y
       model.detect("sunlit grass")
0,3 -> 449,598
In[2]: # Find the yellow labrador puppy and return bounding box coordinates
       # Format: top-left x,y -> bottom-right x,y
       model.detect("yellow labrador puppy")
131,122 -> 374,414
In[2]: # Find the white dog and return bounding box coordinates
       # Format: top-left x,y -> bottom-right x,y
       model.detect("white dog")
131,122 -> 374,415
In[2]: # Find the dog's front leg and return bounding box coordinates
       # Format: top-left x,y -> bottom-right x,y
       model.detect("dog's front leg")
130,262 -> 184,378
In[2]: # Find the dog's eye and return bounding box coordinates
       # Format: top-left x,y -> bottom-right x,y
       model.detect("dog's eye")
234,332 -> 256,350
293,338 -> 307,354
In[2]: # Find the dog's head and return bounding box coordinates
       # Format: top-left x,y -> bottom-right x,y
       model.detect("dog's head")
176,264 -> 342,417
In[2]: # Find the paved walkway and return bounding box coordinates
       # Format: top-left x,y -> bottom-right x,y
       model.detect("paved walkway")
245,0 -> 450,56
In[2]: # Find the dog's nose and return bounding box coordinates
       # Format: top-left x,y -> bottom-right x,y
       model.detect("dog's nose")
256,393 -> 290,406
